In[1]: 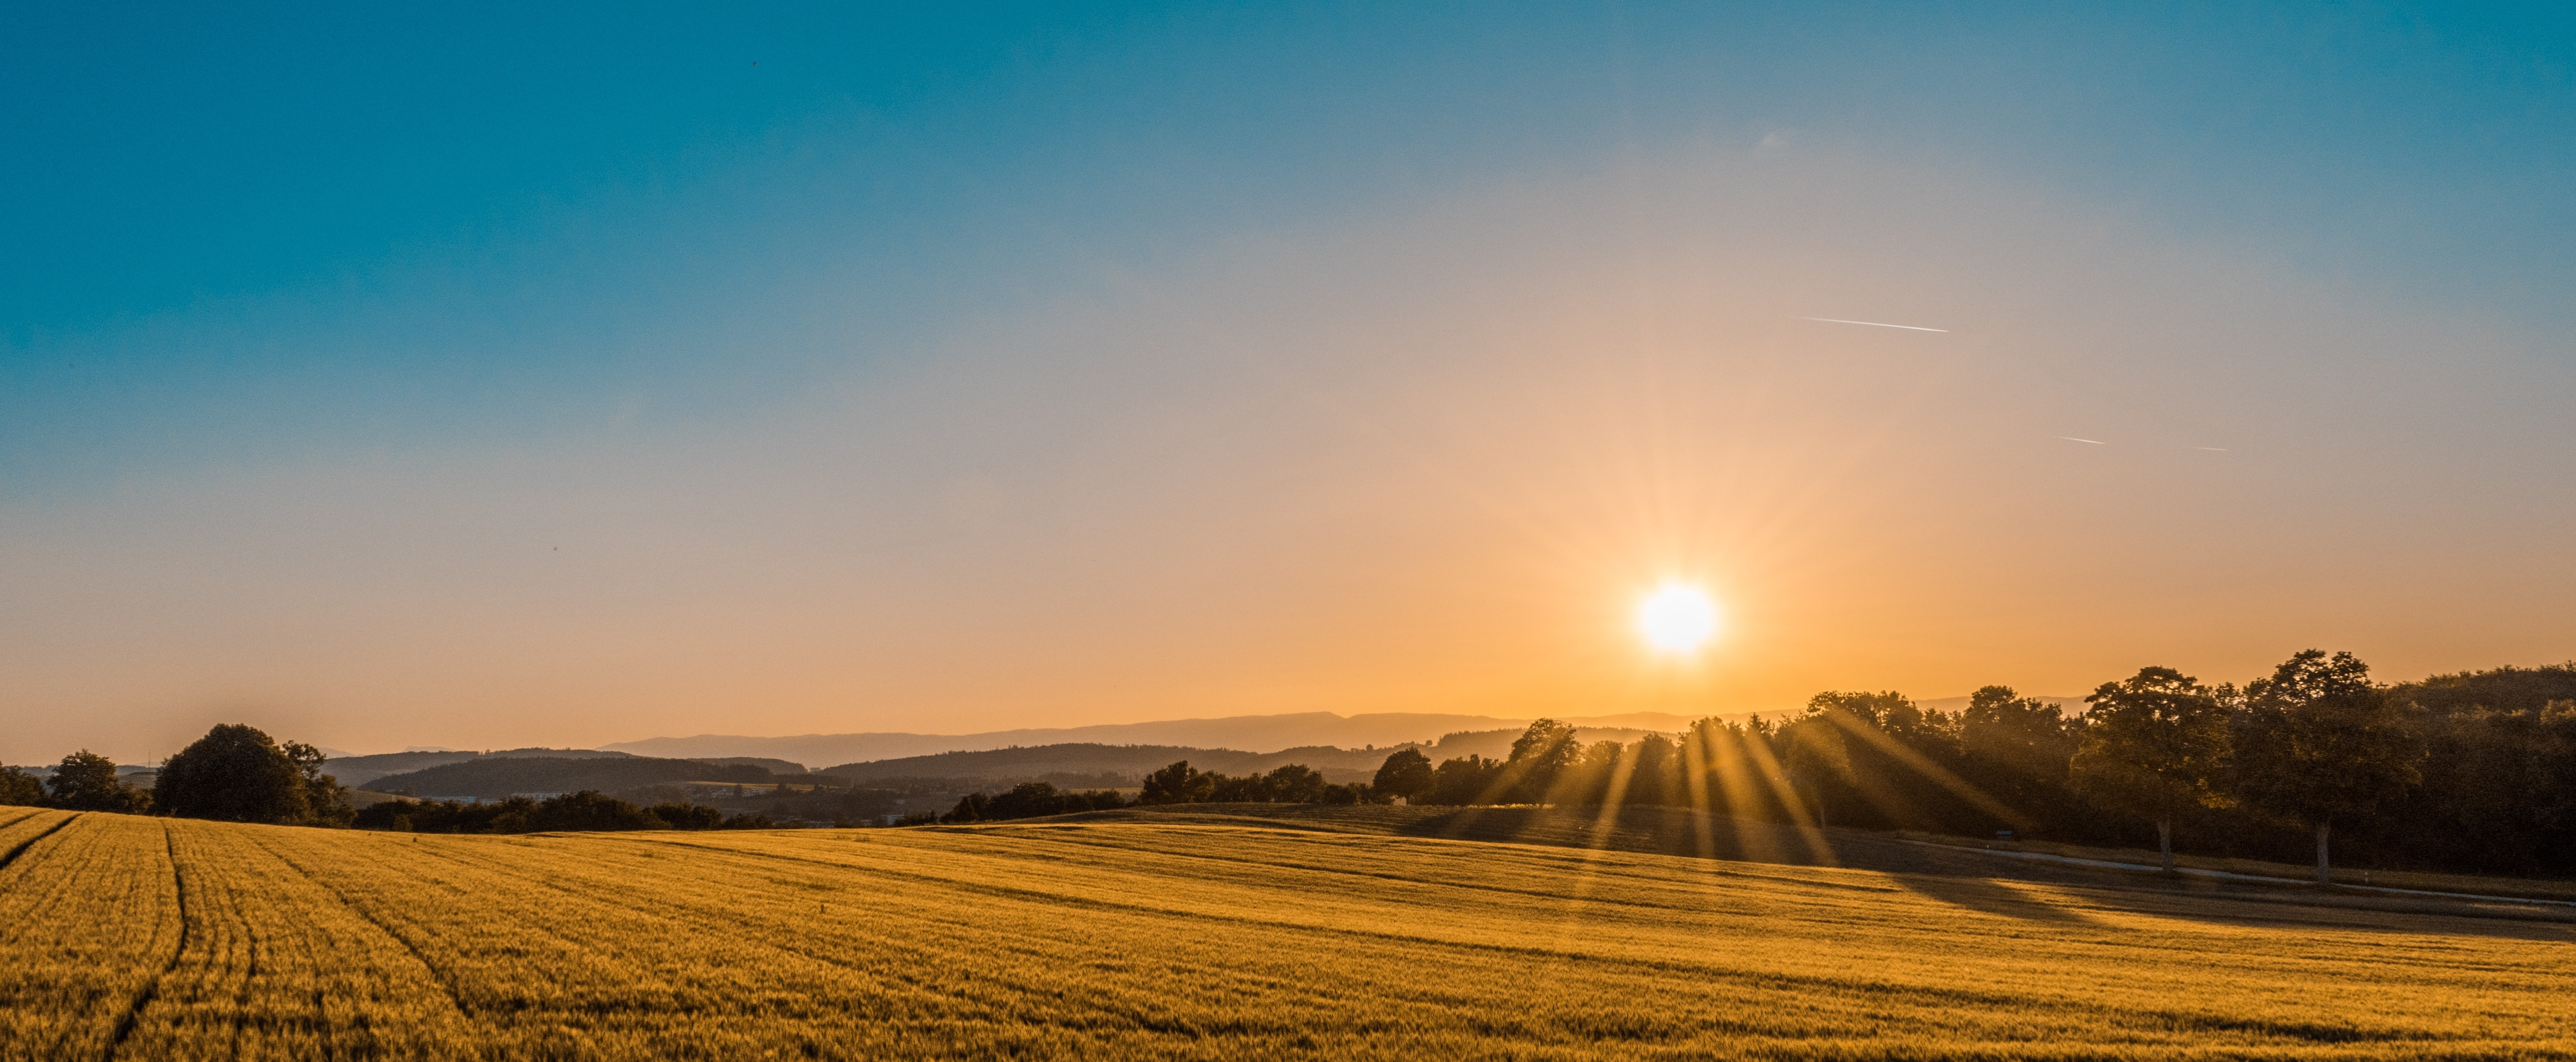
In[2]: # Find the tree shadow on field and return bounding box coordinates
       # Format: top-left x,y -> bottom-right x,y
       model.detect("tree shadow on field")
1071,803 -> 2576,939
1890,873 -> 2103,925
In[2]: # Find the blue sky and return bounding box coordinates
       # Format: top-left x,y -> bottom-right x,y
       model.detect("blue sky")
8,3 -> 2571,494
6,3 -> 2576,757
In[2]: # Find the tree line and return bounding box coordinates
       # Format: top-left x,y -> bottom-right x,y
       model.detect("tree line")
351,790 -> 776,833
15,653 -> 2572,878
0,724 -> 351,823
936,762 -> 1381,823
1363,652 -> 2576,882
0,723 -> 758,834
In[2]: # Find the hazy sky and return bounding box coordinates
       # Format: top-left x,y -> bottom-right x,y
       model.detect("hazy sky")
6,3 -> 2574,761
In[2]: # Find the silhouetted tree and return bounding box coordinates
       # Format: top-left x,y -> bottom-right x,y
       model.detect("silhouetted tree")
1505,719 -> 1581,802
1777,716 -> 1849,828
1627,732 -> 1681,807
153,723 -> 351,825
2234,650 -> 2422,883
0,766 -> 42,806
1263,764 -> 1327,803
1423,754 -> 1504,806
1139,760 -> 1216,804
1685,716 -> 1785,822
2069,667 -> 2232,872
1371,748 -> 1434,802
529,790 -> 660,831
1960,686 -> 2082,829
45,750 -> 150,812
648,802 -> 727,829
1564,740 -> 1625,805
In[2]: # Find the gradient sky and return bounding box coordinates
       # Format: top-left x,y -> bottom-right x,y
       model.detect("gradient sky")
6,3 -> 2574,762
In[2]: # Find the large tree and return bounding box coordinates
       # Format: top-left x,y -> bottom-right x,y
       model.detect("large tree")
2069,667 -> 2232,872
2234,650 -> 2422,884
1370,748 -> 1434,803
45,750 -> 150,812
153,723 -> 352,825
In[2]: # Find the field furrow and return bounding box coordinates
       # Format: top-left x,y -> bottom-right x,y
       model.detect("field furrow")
105,821 -> 483,1060
4,813 -> 2573,1060
0,814 -> 183,1062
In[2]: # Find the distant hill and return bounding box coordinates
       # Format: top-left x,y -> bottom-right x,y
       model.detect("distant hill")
2387,663 -> 2576,714
365,756 -> 772,800
818,743 -> 1408,786
325,747 -> 643,787
813,726 -> 1696,788
605,710 -> 1744,768
691,756 -> 808,775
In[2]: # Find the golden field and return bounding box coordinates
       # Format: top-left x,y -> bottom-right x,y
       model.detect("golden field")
2,803 -> 2572,1060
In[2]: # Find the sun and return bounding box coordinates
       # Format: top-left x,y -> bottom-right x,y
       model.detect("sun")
1636,583 -> 1720,654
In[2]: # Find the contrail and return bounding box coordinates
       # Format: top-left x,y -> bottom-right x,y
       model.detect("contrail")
2193,446 -> 2228,451
1801,317 -> 1949,333
2055,436 -> 2105,445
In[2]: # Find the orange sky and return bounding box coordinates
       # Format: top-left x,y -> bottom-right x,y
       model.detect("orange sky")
8,144 -> 2573,762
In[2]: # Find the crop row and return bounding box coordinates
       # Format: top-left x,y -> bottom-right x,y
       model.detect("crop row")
3,812 -> 2572,1060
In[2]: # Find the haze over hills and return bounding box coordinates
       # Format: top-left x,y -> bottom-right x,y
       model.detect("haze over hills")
324,748 -> 809,788
810,727 -> 1678,787
605,703 -> 2088,771
604,711 -> 1734,769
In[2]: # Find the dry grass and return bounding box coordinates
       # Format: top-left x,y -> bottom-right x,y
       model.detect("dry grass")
3,804 -> 2571,1060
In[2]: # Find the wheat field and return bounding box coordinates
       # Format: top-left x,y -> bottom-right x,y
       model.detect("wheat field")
2,803 -> 2571,1060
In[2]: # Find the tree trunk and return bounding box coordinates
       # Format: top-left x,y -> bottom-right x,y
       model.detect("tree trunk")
2315,821 -> 2332,885
2156,816 -> 2174,874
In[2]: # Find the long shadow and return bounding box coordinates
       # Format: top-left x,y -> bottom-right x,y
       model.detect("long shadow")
1061,803 -> 2576,939
1891,872 -> 2102,925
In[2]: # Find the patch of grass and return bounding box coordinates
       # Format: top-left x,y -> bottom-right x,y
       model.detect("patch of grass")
3,807 -> 2572,1059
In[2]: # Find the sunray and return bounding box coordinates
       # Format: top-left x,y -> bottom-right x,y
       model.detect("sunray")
1733,728 -> 1840,866
1816,709 -> 2035,830
1695,720 -> 1786,866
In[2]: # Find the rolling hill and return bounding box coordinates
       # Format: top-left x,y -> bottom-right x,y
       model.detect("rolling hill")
1,804 -> 2569,1059
815,742 -> 1400,785
362,756 -> 774,800
811,725 -> 1680,787
602,709 -> 1727,770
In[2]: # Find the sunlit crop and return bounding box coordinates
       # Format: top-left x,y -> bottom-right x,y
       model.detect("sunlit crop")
2,804 -> 2569,1060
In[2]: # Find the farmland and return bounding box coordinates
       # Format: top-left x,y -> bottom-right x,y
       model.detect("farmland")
2,804 -> 2572,1060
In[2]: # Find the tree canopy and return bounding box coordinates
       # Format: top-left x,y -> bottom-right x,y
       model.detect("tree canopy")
153,723 -> 351,826
45,750 -> 149,813
2068,666 -> 2232,871
2233,650 -> 2422,882
1371,748 -> 1434,802
0,766 -> 43,807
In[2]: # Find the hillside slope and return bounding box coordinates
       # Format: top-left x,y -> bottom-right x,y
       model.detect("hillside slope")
815,742 -> 1401,784
604,709 -> 1727,768
2,806 -> 2571,1059
363,755 -> 772,799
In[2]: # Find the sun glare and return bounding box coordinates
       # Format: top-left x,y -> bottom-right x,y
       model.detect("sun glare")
1636,583 -> 1719,654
